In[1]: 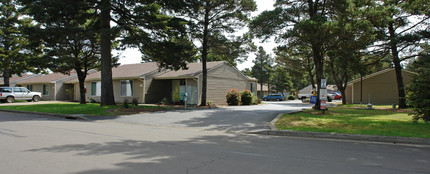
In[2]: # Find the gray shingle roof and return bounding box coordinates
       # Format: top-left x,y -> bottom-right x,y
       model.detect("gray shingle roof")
155,61 -> 225,78
17,72 -> 76,84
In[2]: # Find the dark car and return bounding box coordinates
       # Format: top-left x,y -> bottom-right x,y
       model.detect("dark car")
263,93 -> 285,101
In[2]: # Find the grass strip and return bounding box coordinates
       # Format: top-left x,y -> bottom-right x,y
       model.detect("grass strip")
275,107 -> 430,138
0,103 -> 174,116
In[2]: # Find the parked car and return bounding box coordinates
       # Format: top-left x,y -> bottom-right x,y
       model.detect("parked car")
263,93 -> 286,101
329,91 -> 342,100
0,87 -> 42,103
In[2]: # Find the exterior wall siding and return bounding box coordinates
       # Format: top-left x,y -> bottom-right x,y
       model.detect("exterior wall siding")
75,78 -> 145,103
346,70 -> 416,105
205,64 -> 250,105
29,83 -> 54,101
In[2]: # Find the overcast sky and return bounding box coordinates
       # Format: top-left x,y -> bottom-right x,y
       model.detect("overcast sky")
115,0 -> 277,71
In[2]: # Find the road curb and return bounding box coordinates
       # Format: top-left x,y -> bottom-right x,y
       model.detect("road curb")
250,129 -> 430,145
0,109 -> 89,121
252,111 -> 430,145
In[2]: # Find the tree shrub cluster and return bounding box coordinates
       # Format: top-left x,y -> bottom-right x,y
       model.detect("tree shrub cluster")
226,89 -> 258,106
407,49 -> 430,122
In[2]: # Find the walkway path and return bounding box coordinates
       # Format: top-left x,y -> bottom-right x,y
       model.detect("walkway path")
92,100 -> 313,132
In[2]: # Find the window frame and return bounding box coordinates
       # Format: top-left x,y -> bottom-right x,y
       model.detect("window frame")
27,85 -> 33,91
42,84 -> 49,95
91,81 -> 101,96
120,80 -> 133,97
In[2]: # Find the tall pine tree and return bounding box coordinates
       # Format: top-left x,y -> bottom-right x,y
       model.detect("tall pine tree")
0,0 -> 41,86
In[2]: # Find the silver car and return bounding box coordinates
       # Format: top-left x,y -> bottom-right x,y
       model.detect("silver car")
0,87 -> 42,103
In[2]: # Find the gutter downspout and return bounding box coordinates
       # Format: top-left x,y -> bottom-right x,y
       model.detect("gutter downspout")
140,78 -> 145,104
53,82 -> 57,101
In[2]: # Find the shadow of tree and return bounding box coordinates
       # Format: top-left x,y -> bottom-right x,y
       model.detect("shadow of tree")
24,132 -> 430,174
174,103 -> 313,132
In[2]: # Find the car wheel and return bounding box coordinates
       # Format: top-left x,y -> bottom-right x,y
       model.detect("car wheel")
277,98 -> 280,101
339,97 -> 342,101
33,96 -> 40,102
6,96 -> 14,103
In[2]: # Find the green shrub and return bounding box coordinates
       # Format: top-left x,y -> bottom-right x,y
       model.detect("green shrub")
226,88 -> 241,105
161,97 -> 171,105
241,90 -> 253,105
407,53 -> 430,122
89,98 -> 97,103
251,95 -> 259,105
207,100 -> 214,107
123,99 -> 129,108
65,88 -> 74,100
132,98 -> 139,107
288,95 -> 295,100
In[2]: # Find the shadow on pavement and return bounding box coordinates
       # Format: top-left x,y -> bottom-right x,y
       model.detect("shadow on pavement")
25,132 -> 430,174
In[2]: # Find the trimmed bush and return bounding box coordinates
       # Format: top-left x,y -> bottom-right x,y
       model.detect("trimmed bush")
251,95 -> 259,105
123,99 -> 129,108
287,95 -> 295,100
132,98 -> 139,107
241,90 -> 253,105
226,88 -> 241,105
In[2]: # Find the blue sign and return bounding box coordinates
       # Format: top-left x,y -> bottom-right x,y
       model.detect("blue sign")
310,96 -> 317,104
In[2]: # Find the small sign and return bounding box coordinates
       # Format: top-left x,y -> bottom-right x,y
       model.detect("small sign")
319,89 -> 327,101
180,92 -> 188,101
321,79 -> 327,89
310,96 -> 317,104
320,100 -> 326,110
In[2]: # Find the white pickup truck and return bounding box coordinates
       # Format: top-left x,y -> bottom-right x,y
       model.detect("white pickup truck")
298,90 -> 333,102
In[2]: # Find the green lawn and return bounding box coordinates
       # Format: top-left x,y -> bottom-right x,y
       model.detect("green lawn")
275,106 -> 430,138
0,103 -> 175,116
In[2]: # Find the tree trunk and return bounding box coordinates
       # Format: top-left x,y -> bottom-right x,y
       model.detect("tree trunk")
260,82 -> 263,98
313,45 -> 324,110
388,23 -> 407,108
307,57 -> 316,90
3,70 -> 10,87
100,0 -> 115,106
76,69 -> 87,104
200,3 -> 210,106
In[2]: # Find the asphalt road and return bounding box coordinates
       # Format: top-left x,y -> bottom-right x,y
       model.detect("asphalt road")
91,100 -> 313,132
1,110 -> 430,174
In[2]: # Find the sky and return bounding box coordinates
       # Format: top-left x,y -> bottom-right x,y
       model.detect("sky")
115,0 -> 277,71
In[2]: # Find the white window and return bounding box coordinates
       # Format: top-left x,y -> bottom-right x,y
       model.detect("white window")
250,82 -> 256,93
27,85 -> 33,91
121,80 -> 133,96
42,84 -> 49,95
91,81 -> 101,96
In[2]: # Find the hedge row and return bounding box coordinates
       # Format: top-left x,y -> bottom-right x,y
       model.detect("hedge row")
226,89 -> 258,106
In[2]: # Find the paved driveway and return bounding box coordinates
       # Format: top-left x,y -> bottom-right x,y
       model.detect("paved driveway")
92,100 -> 313,132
